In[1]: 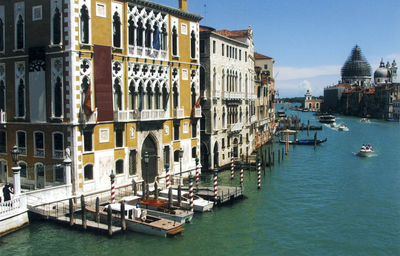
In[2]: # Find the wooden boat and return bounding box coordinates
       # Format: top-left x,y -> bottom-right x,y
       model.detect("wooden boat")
86,203 -> 184,237
319,115 -> 336,123
159,189 -> 214,212
279,138 -> 327,145
126,198 -> 194,224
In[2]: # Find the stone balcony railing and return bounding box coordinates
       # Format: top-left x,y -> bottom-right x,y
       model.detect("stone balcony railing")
0,110 -> 6,124
228,123 -> 243,133
250,115 -> 258,123
213,90 -> 221,99
0,195 -> 27,222
114,109 -> 168,121
128,46 -> 168,61
114,110 -> 139,122
225,92 -> 244,100
79,108 -> 98,124
140,109 -> 167,121
173,108 -> 184,119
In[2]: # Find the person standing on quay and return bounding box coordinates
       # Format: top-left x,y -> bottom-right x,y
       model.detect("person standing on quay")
3,182 -> 13,201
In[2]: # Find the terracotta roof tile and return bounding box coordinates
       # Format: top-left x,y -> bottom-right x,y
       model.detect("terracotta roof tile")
215,29 -> 249,38
254,52 -> 272,60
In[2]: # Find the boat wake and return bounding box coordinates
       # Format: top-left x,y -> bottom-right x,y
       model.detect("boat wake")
325,123 -> 349,132
353,152 -> 377,157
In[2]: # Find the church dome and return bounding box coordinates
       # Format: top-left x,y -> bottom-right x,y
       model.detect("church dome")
374,59 -> 389,78
341,45 -> 371,79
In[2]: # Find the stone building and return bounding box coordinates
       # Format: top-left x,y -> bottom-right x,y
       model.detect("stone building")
199,26 -> 256,170
0,0 -> 202,195
254,53 -> 275,148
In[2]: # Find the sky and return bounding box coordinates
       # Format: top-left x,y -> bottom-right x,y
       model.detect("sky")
153,0 -> 400,97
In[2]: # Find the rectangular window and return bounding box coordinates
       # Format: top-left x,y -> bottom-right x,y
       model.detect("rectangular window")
245,51 -> 247,62
54,165 -> 64,183
222,138 -> 225,148
192,121 -> 197,138
96,2 -> 106,18
212,40 -> 216,54
221,44 -> 224,56
17,131 -> 26,155
129,149 -> 137,175
34,132 -> 44,157
227,45 -> 229,58
227,137 -> 230,147
115,129 -> 123,148
164,146 -> 170,165
200,40 -> 205,53
0,130 -> 5,153
264,64 -> 268,69
174,123 -> 180,141
239,50 -> 241,61
83,130 -> 93,152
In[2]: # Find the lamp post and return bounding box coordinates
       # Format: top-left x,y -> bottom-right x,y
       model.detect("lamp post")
144,152 -> 149,199
11,145 -> 21,197
179,148 -> 183,185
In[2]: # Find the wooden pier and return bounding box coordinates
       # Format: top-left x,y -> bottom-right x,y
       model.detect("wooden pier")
194,186 -> 244,205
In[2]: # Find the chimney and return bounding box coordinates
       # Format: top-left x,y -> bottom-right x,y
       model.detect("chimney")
179,0 -> 187,11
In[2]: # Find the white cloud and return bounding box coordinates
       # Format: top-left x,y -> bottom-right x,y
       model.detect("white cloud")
275,65 -> 341,81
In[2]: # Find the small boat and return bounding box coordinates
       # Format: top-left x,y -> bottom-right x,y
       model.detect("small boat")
358,145 -> 374,157
338,124 -> 347,131
127,198 -> 194,224
360,118 -> 370,123
330,122 -> 336,128
319,115 -> 336,123
279,138 -> 327,145
277,111 -> 286,118
86,203 -> 184,237
159,189 -> 214,212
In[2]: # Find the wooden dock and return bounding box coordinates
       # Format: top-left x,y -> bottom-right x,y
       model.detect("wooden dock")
195,186 -> 244,205
54,216 -> 121,234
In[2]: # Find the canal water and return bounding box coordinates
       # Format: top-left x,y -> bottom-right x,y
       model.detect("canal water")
1,105 -> 400,256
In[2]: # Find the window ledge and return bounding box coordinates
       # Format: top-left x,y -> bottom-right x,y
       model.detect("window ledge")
83,151 -> 94,155
48,44 -> 63,49
13,49 -> 25,53
84,179 -> 95,184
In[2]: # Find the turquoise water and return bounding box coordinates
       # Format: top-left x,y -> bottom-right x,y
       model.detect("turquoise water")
1,108 -> 400,256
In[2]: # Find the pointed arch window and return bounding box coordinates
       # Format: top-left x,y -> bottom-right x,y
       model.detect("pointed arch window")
138,82 -> 144,111
112,12 -> 121,48
53,8 -> 61,44
190,30 -> 196,59
173,82 -> 179,109
136,19 -> 144,47
154,83 -> 161,109
191,83 -> 196,109
0,19 -> 3,52
113,78 -> 122,111
54,77 -> 63,117
17,79 -> 25,117
153,24 -> 160,50
128,17 -> 135,46
128,81 -> 136,110
145,20 -> 152,48
0,80 -> 5,112
80,5 -> 89,44
161,24 -> 167,51
146,84 -> 152,109
172,26 -> 178,56
162,84 -> 169,111
16,15 -> 24,49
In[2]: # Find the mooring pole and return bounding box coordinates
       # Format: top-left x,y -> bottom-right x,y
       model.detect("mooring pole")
81,195 -> 87,230
168,186 -> 173,208
95,197 -> 100,224
177,185 -> 182,207
154,181 -> 159,200
195,157 -> 200,191
189,173 -> 194,212
165,163 -> 170,190
107,205 -> 112,236
214,167 -> 218,205
110,170 -> 116,204
120,201 -> 126,231
69,198 -> 74,226
257,157 -> 261,189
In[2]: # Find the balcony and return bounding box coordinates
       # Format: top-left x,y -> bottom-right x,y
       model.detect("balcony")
34,148 -> 45,158
173,108 -> 184,119
53,150 -> 64,159
114,110 -> 139,122
213,90 -> 221,99
0,110 -> 6,123
140,109 -> 167,121
228,123 -> 243,133
251,115 -> 258,123
128,45 -> 168,61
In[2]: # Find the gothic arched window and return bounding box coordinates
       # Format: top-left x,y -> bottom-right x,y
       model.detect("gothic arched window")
153,24 -> 160,50
53,8 -> 61,44
16,15 -> 24,49
0,19 -> 4,51
190,30 -> 196,59
80,5 -> 89,44
129,81 -> 136,110
161,24 -> 167,51
162,84 -> 168,111
138,82 -> 144,111
154,83 -> 160,109
113,79 -> 122,111
54,77 -> 63,117
113,12 -> 121,48
145,21 -> 151,48
191,83 -> 196,108
0,81 -> 5,112
128,17 -> 135,46
136,19 -> 143,47
17,79 -> 25,117
146,84 -> 152,109
172,26 -> 178,56
173,82 -> 179,109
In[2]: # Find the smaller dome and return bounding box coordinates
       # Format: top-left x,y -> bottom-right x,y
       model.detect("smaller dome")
374,59 -> 389,78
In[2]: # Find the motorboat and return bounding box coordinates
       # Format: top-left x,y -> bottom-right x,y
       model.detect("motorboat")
360,118 -> 370,123
277,111 -> 286,118
126,198 -> 194,224
338,124 -> 348,131
319,115 -> 336,123
159,189 -> 214,212
86,203 -> 184,237
358,145 -> 374,157
330,122 -> 336,128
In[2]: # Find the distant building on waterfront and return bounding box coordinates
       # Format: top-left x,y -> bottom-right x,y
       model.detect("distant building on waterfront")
0,0 -> 202,196
322,45 -> 399,119
304,90 -> 323,112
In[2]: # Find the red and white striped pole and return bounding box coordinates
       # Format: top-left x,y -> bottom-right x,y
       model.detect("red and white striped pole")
213,167 -> 218,204
257,158 -> 261,190
240,162 -> 244,187
110,170 -> 116,203
189,173 -> 194,212
231,155 -> 235,180
195,157 -> 200,190
165,163 -> 170,190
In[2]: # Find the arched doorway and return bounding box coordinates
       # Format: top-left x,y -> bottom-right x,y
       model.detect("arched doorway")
213,142 -> 219,168
200,142 -> 209,171
141,136 -> 158,183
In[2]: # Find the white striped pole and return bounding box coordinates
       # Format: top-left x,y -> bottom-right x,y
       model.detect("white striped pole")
213,168 -> 218,204
257,159 -> 261,190
195,157 -> 200,190
189,173 -> 194,212
165,163 -> 170,189
110,170 -> 116,203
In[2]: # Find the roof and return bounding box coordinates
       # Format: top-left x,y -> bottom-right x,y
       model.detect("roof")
254,52 -> 272,60
215,29 -> 250,38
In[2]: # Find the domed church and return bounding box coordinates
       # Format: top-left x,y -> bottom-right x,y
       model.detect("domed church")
374,59 -> 397,85
341,45 -> 372,87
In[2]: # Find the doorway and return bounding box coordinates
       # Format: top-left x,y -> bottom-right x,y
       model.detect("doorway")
141,136 -> 158,183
